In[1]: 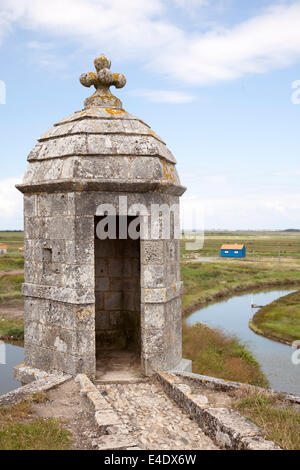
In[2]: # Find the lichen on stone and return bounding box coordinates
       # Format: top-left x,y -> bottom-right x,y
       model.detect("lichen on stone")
79,54 -> 126,110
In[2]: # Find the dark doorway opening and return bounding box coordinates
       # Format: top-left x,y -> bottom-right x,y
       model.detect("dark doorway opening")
94,216 -> 142,382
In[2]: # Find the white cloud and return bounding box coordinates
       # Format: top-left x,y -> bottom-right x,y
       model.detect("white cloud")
274,169 -> 300,177
181,190 -> 300,230
1,1 -> 300,85
172,0 -> 209,9
26,40 -> 55,50
0,178 -> 23,229
0,7 -> 16,44
0,0 -> 168,56
160,2 -> 300,85
25,40 -> 69,70
128,89 -> 195,103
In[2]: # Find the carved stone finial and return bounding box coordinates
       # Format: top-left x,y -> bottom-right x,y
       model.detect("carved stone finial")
80,54 -> 126,109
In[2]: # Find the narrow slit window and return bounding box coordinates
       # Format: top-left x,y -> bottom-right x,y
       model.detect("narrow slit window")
43,248 -> 53,262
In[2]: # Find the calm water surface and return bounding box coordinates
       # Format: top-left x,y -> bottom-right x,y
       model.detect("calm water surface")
186,289 -> 300,395
1,289 -> 299,396
0,342 -> 24,396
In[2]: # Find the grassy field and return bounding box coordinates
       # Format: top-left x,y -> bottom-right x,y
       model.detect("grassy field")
182,323 -> 268,387
250,290 -> 300,345
0,232 -> 24,268
0,230 -> 24,264
180,258 -> 300,385
181,259 -> 300,314
2,229 -> 300,258
0,317 -> 24,340
0,230 -> 299,449
233,391 -> 300,450
0,273 -> 24,304
181,230 -> 300,260
1,230 -> 300,384
0,396 -> 71,450
180,231 -> 300,386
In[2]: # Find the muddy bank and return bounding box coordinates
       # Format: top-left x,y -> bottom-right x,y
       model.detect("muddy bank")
248,320 -> 294,347
0,301 -> 24,321
183,279 -> 300,317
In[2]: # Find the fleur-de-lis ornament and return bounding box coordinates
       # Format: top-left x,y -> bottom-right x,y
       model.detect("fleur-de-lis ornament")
80,54 -> 126,109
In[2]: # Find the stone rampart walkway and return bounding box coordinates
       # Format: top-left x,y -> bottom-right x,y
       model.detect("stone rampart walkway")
97,381 -> 218,450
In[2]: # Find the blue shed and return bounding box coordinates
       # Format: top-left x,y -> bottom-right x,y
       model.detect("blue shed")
220,244 -> 246,258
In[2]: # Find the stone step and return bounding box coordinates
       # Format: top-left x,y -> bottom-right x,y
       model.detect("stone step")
95,377 -> 147,385
96,369 -> 147,385
94,435 -> 138,450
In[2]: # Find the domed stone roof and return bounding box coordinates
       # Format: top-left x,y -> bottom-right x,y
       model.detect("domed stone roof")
18,55 -> 185,196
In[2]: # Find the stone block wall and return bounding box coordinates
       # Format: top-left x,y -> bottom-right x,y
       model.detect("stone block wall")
22,190 -> 184,377
24,298 -> 95,376
22,192 -> 96,377
140,239 -> 182,375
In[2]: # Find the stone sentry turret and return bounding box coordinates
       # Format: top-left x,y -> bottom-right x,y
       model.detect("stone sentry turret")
16,55 -> 191,378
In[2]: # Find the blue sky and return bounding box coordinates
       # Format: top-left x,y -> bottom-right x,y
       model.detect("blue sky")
1,0 -> 300,230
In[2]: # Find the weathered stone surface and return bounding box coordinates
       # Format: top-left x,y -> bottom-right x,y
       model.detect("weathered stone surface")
74,216 -> 94,241
28,135 -> 87,161
0,369 -> 71,406
156,371 -> 282,451
24,298 -> 94,331
172,358 -> 192,373
23,339 -> 95,377
28,113 -> 176,174
141,240 -> 164,265
80,54 -> 126,109
22,283 -> 94,304
175,370 -> 300,405
141,265 -> 165,288
240,437 -> 281,450
76,374 -> 121,431
95,411 -> 119,428
53,107 -> 138,126
18,54 -> 188,379
39,118 -> 165,144
24,194 -> 37,216
96,381 -> 218,450
23,159 -> 65,184
19,177 -> 185,197
141,304 -> 165,330
142,287 -> 167,303
14,364 -> 53,384
37,193 -> 70,217
23,156 -> 179,187
35,239 -> 65,263
94,435 -> 138,450
61,264 -> 94,289
75,156 -> 130,181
